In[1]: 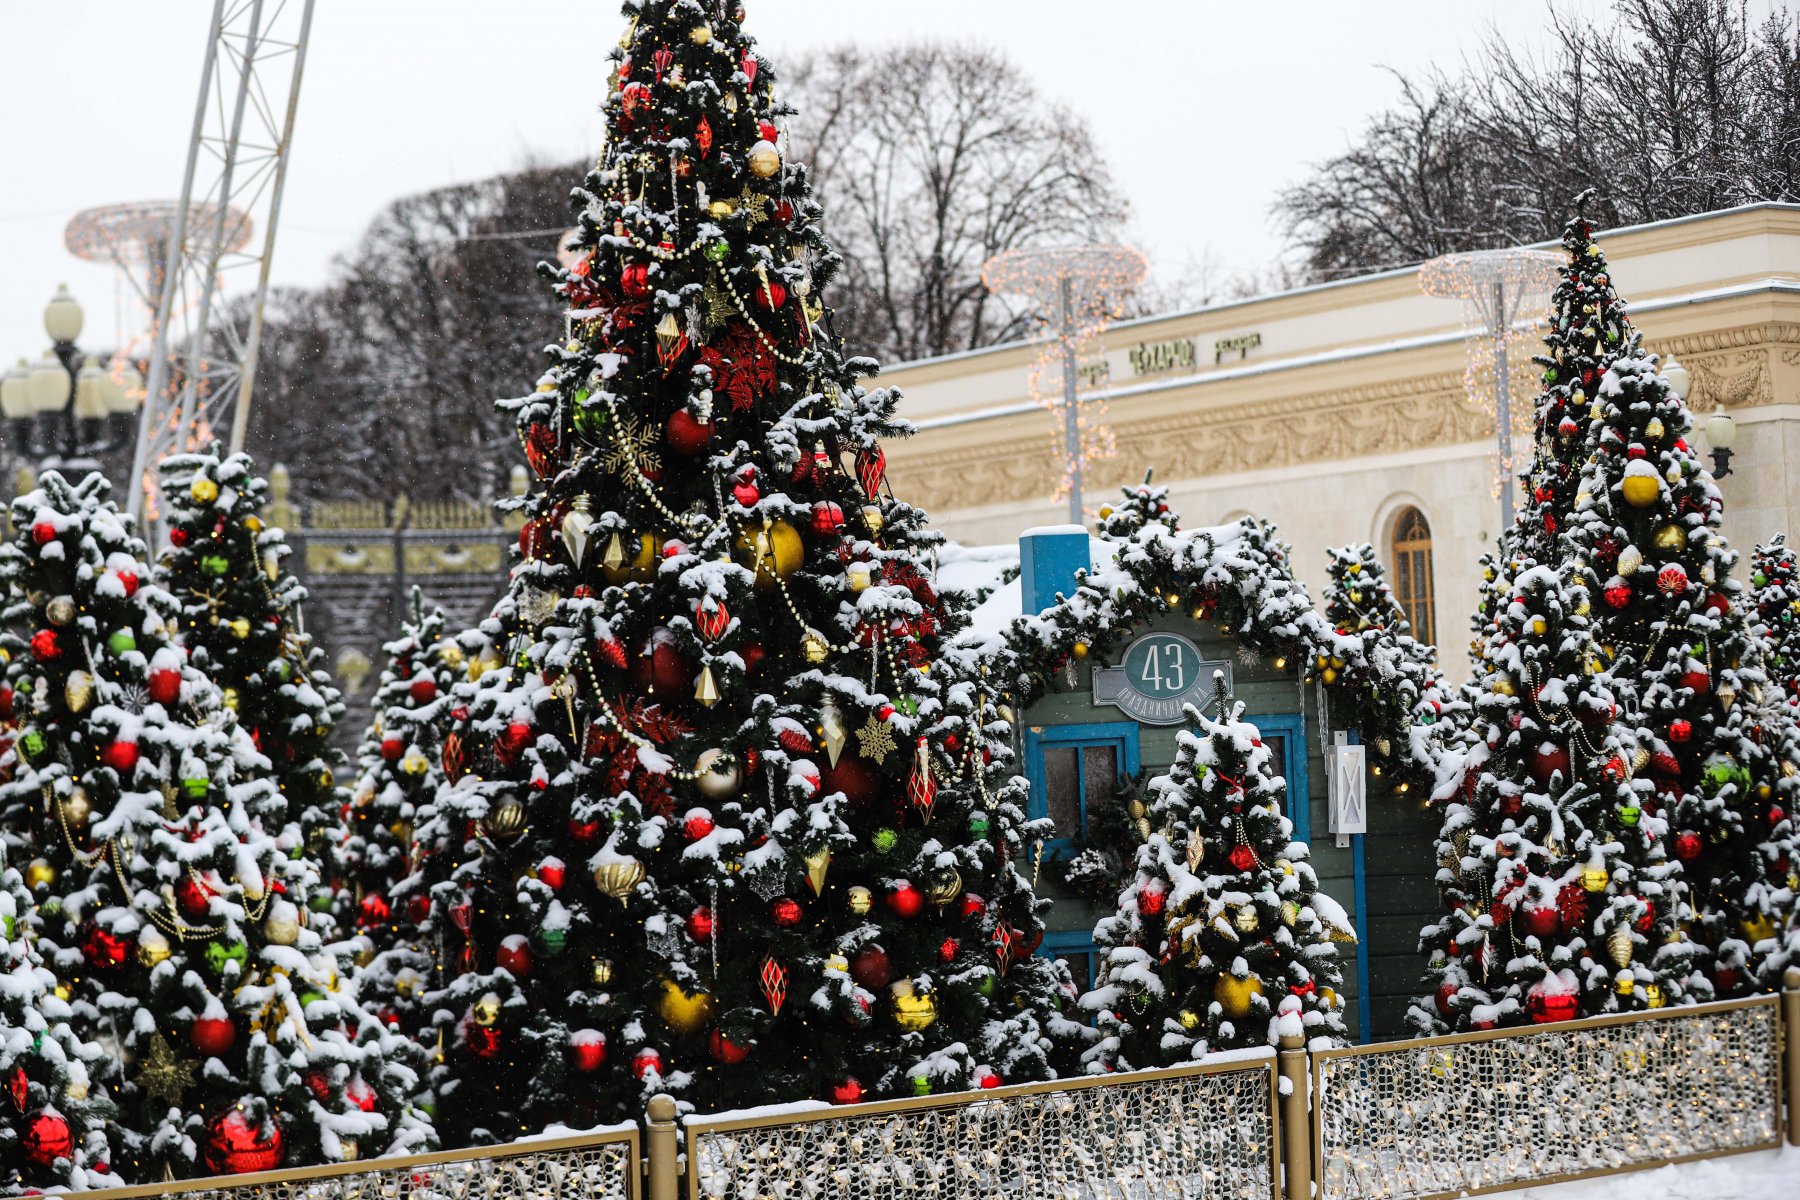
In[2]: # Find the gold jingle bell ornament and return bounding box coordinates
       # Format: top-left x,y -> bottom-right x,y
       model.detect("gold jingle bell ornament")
658,979 -> 716,1036
1214,973 -> 1264,1020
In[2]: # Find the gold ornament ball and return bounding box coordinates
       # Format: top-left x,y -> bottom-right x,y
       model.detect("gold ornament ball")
1581,864 -> 1610,893
1644,983 -> 1665,1009
1280,900 -> 1301,928
483,798 -> 528,840
591,957 -> 616,986
1321,667 -> 1338,685
1740,914 -> 1775,943
1614,969 -> 1637,995
1234,905 -> 1260,933
861,505 -> 884,535
690,23 -> 711,43
890,985 -> 939,1032
734,521 -> 803,590
1177,1008 -> 1201,1031
229,617 -> 251,640
708,200 -> 735,220
63,786 -> 92,827
244,515 -> 264,533
747,140 -> 781,178
1213,973 -> 1264,1020
45,595 -> 76,626
1071,642 -> 1089,659
339,1138 -> 360,1163
926,868 -> 963,908
598,531 -> 660,585
825,953 -> 849,974
846,885 -> 873,915
400,750 -> 431,777
136,925 -> 172,967
263,899 -> 301,946
222,687 -> 240,711
1528,616 -> 1547,636
190,477 -> 220,504
658,979 -> 716,1036
1652,524 -> 1687,553
1492,677 -> 1516,697
473,992 -> 502,1026
25,859 -> 55,890
1620,473 -> 1660,508
801,629 -> 831,665
693,748 -> 742,799
64,1079 -> 88,1102
438,643 -> 466,671
845,562 -> 873,592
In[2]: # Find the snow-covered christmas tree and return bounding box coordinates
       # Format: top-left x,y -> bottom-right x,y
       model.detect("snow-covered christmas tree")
1095,470 -> 1176,539
398,0 -> 1079,1144
0,471 -> 432,1180
1750,535 -> 1800,707
1083,676 -> 1350,1069
1415,558 -> 1695,1031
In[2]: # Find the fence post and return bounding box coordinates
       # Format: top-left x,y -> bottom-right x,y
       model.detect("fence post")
646,1092 -> 680,1200
1786,967 -> 1800,1148
1278,1033 -> 1312,1200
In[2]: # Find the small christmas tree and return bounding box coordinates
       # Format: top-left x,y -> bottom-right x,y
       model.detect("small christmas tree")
1323,544 -> 1404,634
1414,558 -> 1695,1032
1095,470 -> 1177,539
1084,677 -> 1351,1069
155,448 -> 348,889
0,471 -> 432,1180
1750,535 -> 1800,707
0,856 -> 120,1191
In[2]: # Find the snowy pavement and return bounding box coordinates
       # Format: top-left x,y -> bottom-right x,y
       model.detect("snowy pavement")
1478,1148 -> 1796,1199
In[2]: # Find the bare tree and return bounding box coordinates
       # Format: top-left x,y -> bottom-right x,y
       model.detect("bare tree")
1276,0 -> 1800,281
786,43 -> 1130,363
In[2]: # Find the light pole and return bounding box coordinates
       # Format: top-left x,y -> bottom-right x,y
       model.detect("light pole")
0,285 -> 143,474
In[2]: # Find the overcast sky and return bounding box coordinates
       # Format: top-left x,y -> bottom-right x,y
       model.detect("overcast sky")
0,0 -> 1618,362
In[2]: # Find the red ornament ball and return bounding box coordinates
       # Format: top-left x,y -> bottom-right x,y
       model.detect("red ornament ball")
1520,905 -> 1560,937
977,1071 -> 1001,1089
1603,582 -> 1633,609
29,629 -> 59,661
1227,843 -> 1258,872
408,676 -> 438,704
1679,667 -> 1711,694
751,280 -> 787,310
1138,885 -> 1167,917
1656,563 -> 1689,595
687,906 -> 715,941
497,934 -> 534,977
1674,831 -> 1703,860
114,568 -> 139,596
631,628 -> 694,696
20,1109 -> 72,1168
959,893 -> 986,921
379,736 -> 404,762
1528,744 -> 1571,785
849,945 -> 892,990
535,857 -> 566,891
771,897 -> 804,927
829,1077 -> 864,1105
567,818 -> 603,846
818,756 -> 881,807
631,1048 -> 663,1080
346,1079 -> 378,1113
683,812 -> 716,841
177,876 -> 212,919
495,720 -> 534,765
569,1029 -> 608,1072
1702,591 -> 1730,616
204,1108 -> 284,1175
938,936 -> 959,963
620,262 -> 651,296
102,739 -> 140,773
82,924 -> 129,972
359,892 -> 392,926
1525,989 -> 1579,1025
811,502 -> 845,537
1668,718 -> 1692,743
1434,982 -> 1458,1017
191,1016 -> 237,1056
464,1021 -> 501,1059
30,522 -> 56,546
405,893 -> 432,924
147,668 -> 182,706
666,410 -> 713,455
886,883 -> 924,919
709,1027 -> 751,1064
731,478 -> 761,508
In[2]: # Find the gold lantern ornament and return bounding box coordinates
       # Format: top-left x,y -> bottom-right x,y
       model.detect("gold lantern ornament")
889,980 -> 939,1032
1213,973 -> 1264,1020
734,520 -> 803,590
658,979 -> 716,1036
593,856 -> 646,901
64,670 -> 95,713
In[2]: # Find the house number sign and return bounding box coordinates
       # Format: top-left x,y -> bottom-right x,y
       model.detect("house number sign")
1092,632 -> 1231,725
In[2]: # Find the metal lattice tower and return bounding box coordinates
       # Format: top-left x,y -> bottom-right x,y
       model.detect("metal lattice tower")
129,0 -> 315,517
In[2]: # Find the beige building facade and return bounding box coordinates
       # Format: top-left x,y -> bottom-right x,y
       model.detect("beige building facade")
884,203 -> 1800,682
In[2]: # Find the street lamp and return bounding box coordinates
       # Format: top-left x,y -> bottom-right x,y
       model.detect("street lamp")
5,285 -> 142,470
1662,356 -> 1734,478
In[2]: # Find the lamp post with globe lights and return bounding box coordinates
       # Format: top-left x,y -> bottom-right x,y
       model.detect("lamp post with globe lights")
0,284 -> 142,473
1659,356 -> 1737,479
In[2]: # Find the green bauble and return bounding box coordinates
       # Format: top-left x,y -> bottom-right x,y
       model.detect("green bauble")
106,628 -> 137,655
535,926 -> 569,957
270,659 -> 295,684
1616,803 -> 1642,827
705,239 -> 731,263
200,554 -> 231,577
298,990 -> 324,1009
309,892 -> 334,913
205,940 -> 248,975
873,828 -> 898,854
182,776 -> 210,800
968,812 -> 991,837
910,1074 -> 932,1096
572,395 -> 607,441
19,731 -> 46,761
976,974 -> 998,998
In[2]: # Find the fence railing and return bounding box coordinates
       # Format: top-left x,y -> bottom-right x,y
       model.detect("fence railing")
56,971 -> 1800,1200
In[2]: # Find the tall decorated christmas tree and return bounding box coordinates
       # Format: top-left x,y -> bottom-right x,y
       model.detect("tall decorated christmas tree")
1083,680 -> 1350,1070
1750,536 -> 1800,706
154,448 -> 348,902
0,856 -> 120,1191
401,0 -> 1078,1144
1553,216 -> 1794,995
0,472 -> 432,1180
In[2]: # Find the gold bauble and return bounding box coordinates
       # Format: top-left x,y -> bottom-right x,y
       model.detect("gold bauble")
593,857 -> 647,901
591,957 -> 616,986
1614,969 -> 1636,995
1528,616 -> 1547,636
1607,923 -> 1633,968
1321,668 -> 1338,685
1620,473 -> 1660,508
1275,858 -> 1294,876
244,515 -> 264,533
599,532 -> 661,585
63,786 -> 92,827
1581,864 -> 1609,893
64,1079 -> 88,1102
658,979 -> 716,1036
845,562 -> 873,592
472,992 -> 502,1026
734,521 -> 803,589
45,595 -> 76,626
482,798 -> 527,840
825,953 -> 849,974
689,24 -> 712,44
190,477 -> 220,504
926,868 -> 963,908
1492,677 -> 1516,697
400,749 -> 431,777
1280,901 -> 1301,928
846,885 -> 873,915
229,617 -> 251,639
136,925 -> 171,967
53,984 -> 69,1002
747,141 -> 781,178
24,859 -> 54,890
1651,524 -> 1687,553
1644,417 -> 1664,440
861,505 -> 884,535
263,899 -> 301,946
222,687 -> 239,710
708,200 -> 735,220
1233,905 -> 1260,933
800,628 -> 831,665
1213,973 -> 1264,1020
1740,913 -> 1776,943
65,670 -> 94,713
693,748 -> 742,799
437,643 -> 466,670
1177,1009 -> 1201,1031
889,982 -> 938,1032
1644,983 -> 1665,1009
1071,642 -> 1090,659
339,1138 -> 360,1163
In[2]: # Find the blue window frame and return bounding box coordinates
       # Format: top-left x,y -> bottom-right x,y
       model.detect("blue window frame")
1023,721 -> 1141,855
1252,712 -> 1310,844
1040,928 -> 1100,996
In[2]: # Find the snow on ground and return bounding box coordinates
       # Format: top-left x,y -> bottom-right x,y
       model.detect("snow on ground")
1480,1148 -> 1796,1199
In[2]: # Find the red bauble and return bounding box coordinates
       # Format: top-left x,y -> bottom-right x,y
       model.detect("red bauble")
380,736 -> 404,762
191,1016 -> 237,1056
1498,793 -> 1523,818
1702,591 -> 1730,616
346,1079 -> 378,1113
568,818 -> 603,845
959,894 -> 986,921
408,676 -> 438,704
1656,563 -> 1689,595
886,883 -> 924,919
205,1108 -> 284,1175
1528,744 -> 1571,785
1604,582 -> 1632,609
114,568 -> 139,596
1715,965 -> 1743,991
29,629 -> 59,661
1433,982 -> 1457,1017
751,280 -> 787,310
771,897 -> 803,927
811,502 -> 845,537
82,924 -> 129,971
148,668 -> 182,705
464,1022 -> 501,1058
1227,843 -> 1258,872
30,522 -> 55,545
849,945 -> 892,990
177,876 -> 212,919
496,720 -> 534,765
1668,718 -> 1692,743
497,934 -> 534,976
740,641 -> 766,675
938,936 -> 959,963
666,410 -> 713,455
170,527 -> 190,546
518,515 -> 556,562
102,739 -> 140,773
829,1077 -> 864,1105
406,893 -> 432,924
1519,905 -> 1560,938
1138,885 -> 1167,917
687,906 -> 715,941
20,1110 -> 71,1168
1679,668 -> 1710,694
359,892 -> 391,926
708,1028 -> 751,1064
523,421 -> 559,480
731,479 -> 761,508
631,627 -> 694,696
1674,831 -> 1703,860
537,857 -> 566,890
977,1071 -> 1001,1089
620,262 -> 651,297
1525,989 -> 1580,1025
570,1029 -> 607,1072
683,812 -> 716,840
631,1048 -> 664,1080
818,756 -> 880,807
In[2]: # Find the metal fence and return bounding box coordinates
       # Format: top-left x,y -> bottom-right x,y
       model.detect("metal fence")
1309,995 -> 1785,1200
672,1055 -> 1280,1200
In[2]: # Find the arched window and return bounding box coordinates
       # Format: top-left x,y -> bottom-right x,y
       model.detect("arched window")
1390,506 -> 1437,647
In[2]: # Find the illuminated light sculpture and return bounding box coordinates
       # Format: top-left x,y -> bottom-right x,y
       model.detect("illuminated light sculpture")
1419,249 -> 1562,524
982,244 -> 1147,522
